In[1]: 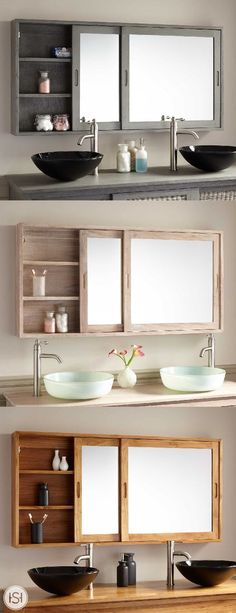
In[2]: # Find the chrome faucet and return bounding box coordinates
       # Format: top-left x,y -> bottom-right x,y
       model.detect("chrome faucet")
162,116 -> 199,171
200,333 -> 215,367
33,339 -> 62,397
77,119 -> 99,176
74,544 -> 94,590
167,540 -> 191,588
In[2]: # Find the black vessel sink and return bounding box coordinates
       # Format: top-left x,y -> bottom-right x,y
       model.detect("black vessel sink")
32,151 -> 103,181
28,566 -> 99,595
176,560 -> 236,587
179,145 -> 236,172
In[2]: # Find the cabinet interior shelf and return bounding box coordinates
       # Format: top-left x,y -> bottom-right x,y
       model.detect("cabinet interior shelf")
19,505 -> 74,510
19,57 -> 72,63
19,470 -> 74,475
19,93 -> 72,98
24,261 -> 79,267
23,296 -> 79,301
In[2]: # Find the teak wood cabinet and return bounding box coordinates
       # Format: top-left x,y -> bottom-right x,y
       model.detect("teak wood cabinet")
16,224 -> 223,338
12,431 -> 222,548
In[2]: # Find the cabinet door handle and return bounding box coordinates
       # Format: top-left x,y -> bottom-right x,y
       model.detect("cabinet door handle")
83,272 -> 87,290
123,482 -> 127,498
74,69 -> 79,87
125,69 -> 128,87
77,481 -> 80,498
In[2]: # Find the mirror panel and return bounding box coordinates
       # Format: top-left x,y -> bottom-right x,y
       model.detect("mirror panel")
130,237 -> 213,324
80,32 -> 120,123
82,445 -> 119,535
128,446 -> 212,534
87,236 -> 122,326
129,34 -> 214,122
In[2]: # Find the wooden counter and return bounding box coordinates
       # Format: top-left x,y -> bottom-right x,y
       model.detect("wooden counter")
4,379 -> 236,409
3,581 -> 236,613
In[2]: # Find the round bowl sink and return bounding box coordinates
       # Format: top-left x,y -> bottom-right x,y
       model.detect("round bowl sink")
176,560 -> 236,587
32,151 -> 103,181
28,566 -> 99,595
44,371 -> 114,400
179,145 -> 236,172
160,366 -> 226,392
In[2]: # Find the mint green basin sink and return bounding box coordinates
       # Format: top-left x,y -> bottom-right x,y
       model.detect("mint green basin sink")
160,366 -> 226,392
44,371 -> 114,400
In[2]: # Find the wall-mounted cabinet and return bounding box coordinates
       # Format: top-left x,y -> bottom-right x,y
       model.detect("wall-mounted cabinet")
16,224 -> 223,337
12,431 -> 222,547
11,20 -> 222,134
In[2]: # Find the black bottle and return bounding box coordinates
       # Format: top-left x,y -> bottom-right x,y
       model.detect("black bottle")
124,553 -> 136,585
38,483 -> 49,506
117,556 -> 128,587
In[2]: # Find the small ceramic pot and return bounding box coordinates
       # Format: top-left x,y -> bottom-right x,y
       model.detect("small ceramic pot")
117,367 -> 137,388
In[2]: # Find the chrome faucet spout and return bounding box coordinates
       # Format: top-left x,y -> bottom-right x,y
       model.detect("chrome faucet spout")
77,119 -> 99,176
161,116 -> 199,171
200,333 -> 215,367
33,339 -> 62,397
74,544 -> 94,590
167,540 -> 191,588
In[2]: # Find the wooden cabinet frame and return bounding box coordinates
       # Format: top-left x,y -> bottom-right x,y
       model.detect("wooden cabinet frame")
16,224 -> 223,337
12,431 -> 222,548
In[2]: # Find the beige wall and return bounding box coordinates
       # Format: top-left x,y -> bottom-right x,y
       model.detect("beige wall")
1,198 -> 236,587
1,0 -> 236,197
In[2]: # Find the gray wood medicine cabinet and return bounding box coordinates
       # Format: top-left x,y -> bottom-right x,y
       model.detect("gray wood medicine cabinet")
11,20 -> 222,135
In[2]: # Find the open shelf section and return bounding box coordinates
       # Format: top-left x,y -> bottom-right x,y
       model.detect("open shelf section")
23,296 -> 79,301
19,57 -> 72,63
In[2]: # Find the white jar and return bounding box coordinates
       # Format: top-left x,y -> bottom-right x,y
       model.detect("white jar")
56,305 -> 68,333
34,114 -> 53,132
117,144 -> 131,173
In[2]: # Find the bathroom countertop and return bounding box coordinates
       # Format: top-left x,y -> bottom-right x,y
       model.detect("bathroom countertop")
3,580 -> 236,609
6,164 -> 236,199
3,379 -> 236,408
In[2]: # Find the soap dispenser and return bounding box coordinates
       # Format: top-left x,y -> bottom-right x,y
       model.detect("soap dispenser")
135,138 -> 148,173
117,555 -> 128,587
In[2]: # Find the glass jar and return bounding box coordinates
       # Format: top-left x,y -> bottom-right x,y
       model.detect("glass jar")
56,305 -> 68,333
53,114 -> 70,131
116,144 -> 131,173
34,114 -> 53,132
44,311 -> 56,334
38,71 -> 50,94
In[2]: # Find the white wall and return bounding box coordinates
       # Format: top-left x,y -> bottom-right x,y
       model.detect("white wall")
1,0 -> 236,197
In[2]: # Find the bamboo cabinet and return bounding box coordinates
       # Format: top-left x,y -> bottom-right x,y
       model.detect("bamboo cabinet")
16,224 -> 223,338
12,432 -> 222,548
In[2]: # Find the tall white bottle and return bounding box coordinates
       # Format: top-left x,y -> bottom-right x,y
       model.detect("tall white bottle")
52,449 -> 60,471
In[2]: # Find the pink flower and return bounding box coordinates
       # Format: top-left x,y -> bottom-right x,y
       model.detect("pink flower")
108,345 -> 144,367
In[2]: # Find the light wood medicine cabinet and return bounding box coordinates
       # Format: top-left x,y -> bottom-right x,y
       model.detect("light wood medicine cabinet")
12,432 -> 222,547
16,224 -> 223,337
11,20 -> 222,134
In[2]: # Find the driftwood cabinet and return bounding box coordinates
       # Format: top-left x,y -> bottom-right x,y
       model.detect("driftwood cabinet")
12,431 -> 222,548
16,224 -> 223,338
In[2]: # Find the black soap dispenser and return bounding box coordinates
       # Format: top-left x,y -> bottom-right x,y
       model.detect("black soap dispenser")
124,553 -> 136,585
117,555 -> 128,587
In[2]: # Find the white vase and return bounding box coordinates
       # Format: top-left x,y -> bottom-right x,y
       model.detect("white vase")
52,449 -> 60,471
60,456 -> 69,471
117,366 -> 137,388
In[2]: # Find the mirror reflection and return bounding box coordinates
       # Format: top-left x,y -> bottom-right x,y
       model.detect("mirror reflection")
82,445 -> 119,535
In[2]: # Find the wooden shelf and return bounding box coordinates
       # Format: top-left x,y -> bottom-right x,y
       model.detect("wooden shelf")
19,470 -> 74,474
19,57 -> 72,63
23,296 -> 79,301
19,505 -> 74,510
24,261 -> 79,266
19,93 -> 72,98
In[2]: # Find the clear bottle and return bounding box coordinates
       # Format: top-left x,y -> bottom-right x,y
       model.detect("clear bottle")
34,114 -> 53,132
135,138 -> 148,173
117,144 -> 131,173
38,71 -> 50,94
53,114 -> 70,131
128,140 -> 138,172
56,305 -> 68,333
44,311 -> 56,334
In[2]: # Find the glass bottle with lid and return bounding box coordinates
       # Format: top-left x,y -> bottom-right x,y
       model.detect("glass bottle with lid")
44,311 -> 56,334
38,71 -> 50,94
34,114 -> 53,132
53,114 -> 70,131
56,304 -> 68,333
116,144 -> 131,173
